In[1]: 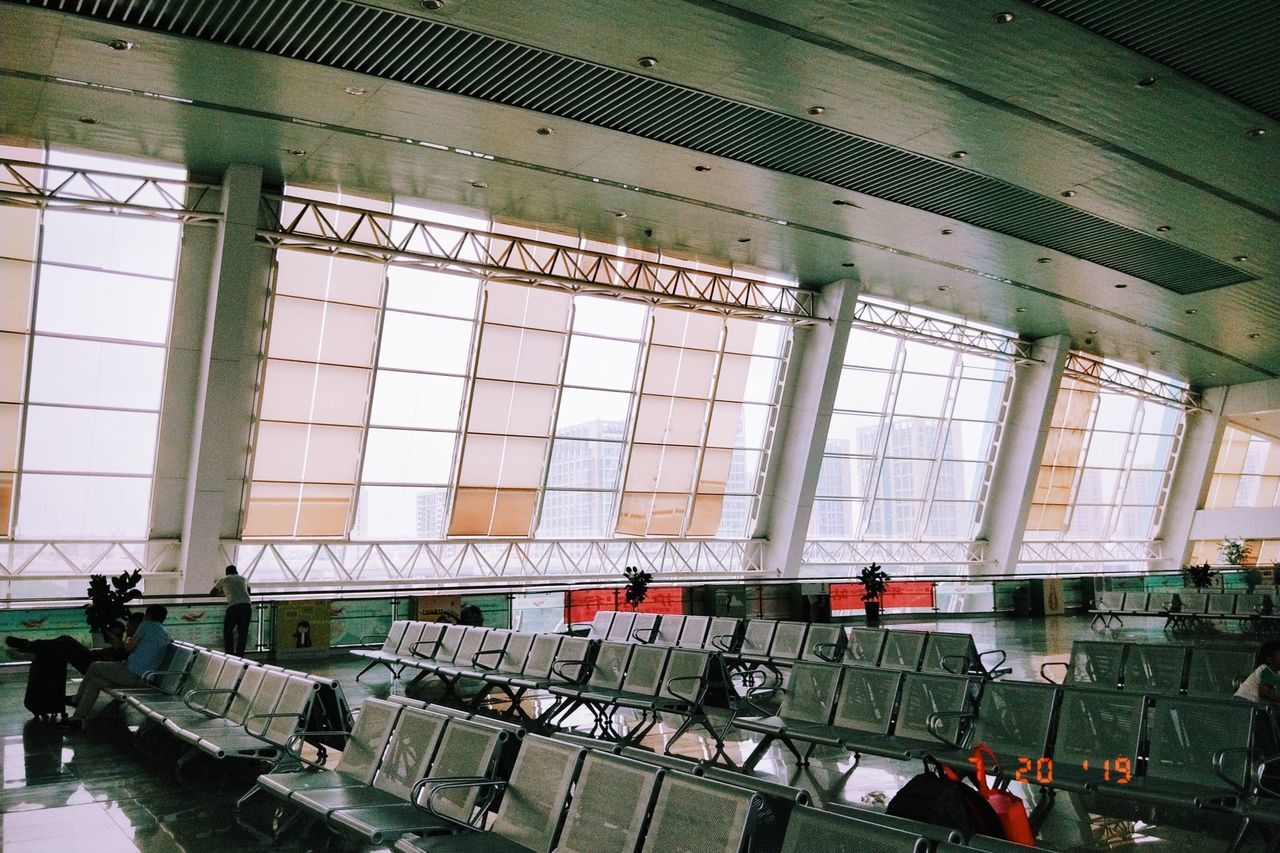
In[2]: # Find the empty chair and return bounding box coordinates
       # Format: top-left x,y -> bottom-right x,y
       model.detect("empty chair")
800,624 -> 846,662
631,613 -> 660,643
652,615 -> 685,646
854,672 -> 976,761
545,641 -> 633,729
734,620 -> 777,660
574,643 -> 670,741
1092,591 -> 1126,628
764,621 -> 810,663
639,772 -> 761,853
1121,643 -> 1189,693
845,628 -> 887,666
879,630 -> 929,671
586,611 -> 615,640
705,616 -> 744,652
1235,593 -> 1270,616
677,615 -> 710,649
551,751 -> 664,853
921,631 -> 1007,678
1186,647 -> 1258,697
1146,591 -> 1177,613
352,621 -> 411,680
728,661 -> 843,770
607,611 -> 638,642
1122,592 -> 1149,613
391,734 -> 586,853
928,680 -> 1060,778
1206,593 -> 1237,615
1177,591 -> 1209,614
825,667 -> 902,757
1048,689 -> 1146,792
781,804 -> 928,853
1040,640 -> 1126,688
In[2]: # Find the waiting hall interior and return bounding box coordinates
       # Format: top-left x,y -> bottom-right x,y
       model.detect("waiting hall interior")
0,1 -> 1278,851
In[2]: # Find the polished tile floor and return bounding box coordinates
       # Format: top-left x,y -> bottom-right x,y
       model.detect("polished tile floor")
0,613 -> 1267,852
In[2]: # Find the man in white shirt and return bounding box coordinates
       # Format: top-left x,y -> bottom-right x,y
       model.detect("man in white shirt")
1236,640 -> 1280,705
212,565 -> 252,655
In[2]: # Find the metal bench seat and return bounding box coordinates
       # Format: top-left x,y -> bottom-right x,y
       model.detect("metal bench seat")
925,679 -> 1060,781
781,804 -> 928,853
728,661 -> 843,771
1045,688 -> 1145,793
837,672 -> 977,762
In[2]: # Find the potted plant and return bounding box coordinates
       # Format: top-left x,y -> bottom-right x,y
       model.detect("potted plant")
1181,562 -> 1217,593
84,569 -> 143,644
623,565 -> 652,610
1222,537 -> 1250,568
855,562 -> 891,626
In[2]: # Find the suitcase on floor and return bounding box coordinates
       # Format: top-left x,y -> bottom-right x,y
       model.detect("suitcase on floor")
24,653 -> 69,720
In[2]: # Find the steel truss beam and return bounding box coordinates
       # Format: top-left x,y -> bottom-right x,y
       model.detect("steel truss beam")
801,540 -> 987,566
0,158 -> 221,223
1017,539 -> 1162,565
221,538 -> 764,586
1064,352 -> 1199,410
0,540 -> 181,579
258,195 -> 821,323
852,299 -> 1034,362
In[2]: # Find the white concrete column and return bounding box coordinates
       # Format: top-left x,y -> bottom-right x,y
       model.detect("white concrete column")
755,278 -> 860,577
176,165 -> 271,593
1155,386 -> 1226,570
973,334 -> 1071,575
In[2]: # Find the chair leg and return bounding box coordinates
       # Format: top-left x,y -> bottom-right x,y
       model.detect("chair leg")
741,735 -> 776,773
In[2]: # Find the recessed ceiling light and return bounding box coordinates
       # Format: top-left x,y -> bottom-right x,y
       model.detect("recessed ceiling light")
938,285 -> 950,292
1185,308 -> 1198,315
535,126 -> 554,136
1249,333 -> 1262,339
1156,225 -> 1171,232
637,57 -> 658,68
470,181 -> 488,189
1114,283 -> 1128,288
737,237 -> 751,243
1016,307 -> 1028,313
420,0 -> 445,9
78,116 -> 99,125
107,38 -> 134,51
1233,255 -> 1249,262
950,150 -> 968,160
1060,190 -> 1077,198
287,148 -> 307,156
1036,257 -> 1051,264
613,211 -> 628,219
694,165 -> 711,172
1246,128 -> 1267,138
1136,77 -> 1157,88
344,85 -> 367,96
992,11 -> 1015,24
940,228 -> 953,235
807,106 -> 826,116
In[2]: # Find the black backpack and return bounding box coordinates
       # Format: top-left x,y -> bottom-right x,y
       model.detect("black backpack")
886,767 -> 1005,841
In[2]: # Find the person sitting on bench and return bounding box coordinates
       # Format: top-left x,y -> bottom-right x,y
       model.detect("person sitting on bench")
61,604 -> 171,729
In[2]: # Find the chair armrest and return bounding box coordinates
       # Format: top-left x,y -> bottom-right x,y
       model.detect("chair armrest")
939,654 -> 973,675
182,687 -> 238,717
1214,746 -> 1262,796
471,648 -> 502,671
285,728 -> 355,768
726,667 -> 782,692
978,649 -> 1010,678
410,638 -> 440,659
709,633 -> 735,652
140,667 -> 186,686
1039,661 -> 1067,684
664,673 -> 709,706
550,657 -> 591,683
812,642 -> 844,663
357,633 -> 389,649
412,777 -> 506,827
631,626 -> 659,644
926,710 -> 975,752
740,683 -> 782,718
244,710 -> 304,738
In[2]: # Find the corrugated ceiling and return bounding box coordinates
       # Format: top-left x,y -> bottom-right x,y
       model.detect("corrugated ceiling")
10,0 -> 1256,294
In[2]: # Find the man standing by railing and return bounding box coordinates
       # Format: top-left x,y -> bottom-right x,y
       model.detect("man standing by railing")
212,564 -> 252,655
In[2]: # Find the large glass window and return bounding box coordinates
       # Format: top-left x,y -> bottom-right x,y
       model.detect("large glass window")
810,301 -> 1013,542
1025,357 -> 1184,541
1,147 -> 183,539
1204,425 -> 1280,509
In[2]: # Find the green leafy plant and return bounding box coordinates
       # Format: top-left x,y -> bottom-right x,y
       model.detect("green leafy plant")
84,569 -> 143,634
1221,538 -> 1250,567
855,562 -> 891,603
1182,562 -> 1217,593
623,565 -> 652,610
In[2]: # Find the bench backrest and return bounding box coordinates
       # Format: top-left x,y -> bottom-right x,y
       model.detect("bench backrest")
894,673 -> 975,744
920,632 -> 979,676
1206,593 -> 1236,614
1145,591 -> 1177,613
966,680 -> 1059,771
621,645 -> 670,695
781,805 -> 928,853
471,629 -> 509,669
244,670 -> 289,725
551,637 -> 595,685
1186,647 -> 1256,697
521,634 -> 564,678
677,616 -> 710,649
395,621 -> 429,656
222,665 -> 268,724
660,649 -> 712,705
845,628 -> 886,666
1053,689 -> 1145,788
558,751 -> 662,853
1145,695 -> 1256,793
586,641 -> 633,691
706,617 -> 743,652
831,666 -> 901,735
417,719 -> 507,824
738,619 -> 776,657
495,631 -> 535,675
1122,592 -> 1149,612
631,613 -> 660,644
380,621 -> 410,654
489,735 -> 584,853
1121,644 -> 1189,693
1235,593 -> 1268,615
1176,591 -> 1208,614
336,697 -> 403,784
801,624 -> 847,663
259,675 -> 318,747
183,651 -> 224,694
373,707 -> 449,799
152,644 -> 196,694
640,772 -> 759,853
779,662 -> 842,726
435,625 -> 469,662
1097,591 -> 1125,611
607,611 -> 637,643
1065,640 -> 1126,688
451,627 -> 489,667
880,630 -> 929,671
767,621 -> 809,661
653,615 -> 684,646
587,611 -> 615,640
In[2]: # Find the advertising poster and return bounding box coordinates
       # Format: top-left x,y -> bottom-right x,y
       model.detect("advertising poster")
275,599 -> 331,659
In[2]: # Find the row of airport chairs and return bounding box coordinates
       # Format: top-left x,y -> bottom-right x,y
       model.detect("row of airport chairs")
1092,590 -> 1272,628
1040,639 -> 1257,697
107,641 -> 351,773
253,695 -> 1058,852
